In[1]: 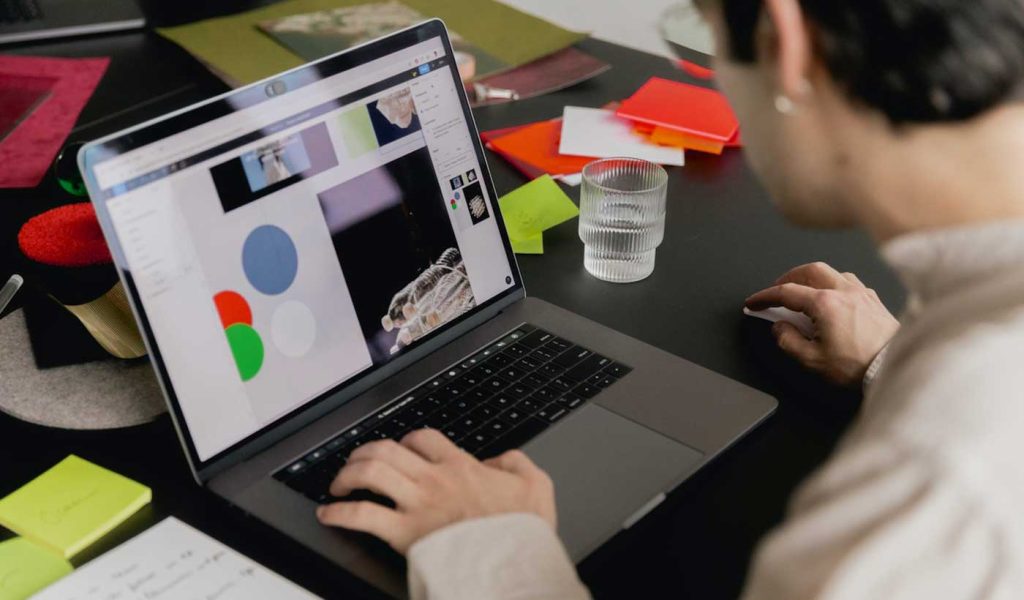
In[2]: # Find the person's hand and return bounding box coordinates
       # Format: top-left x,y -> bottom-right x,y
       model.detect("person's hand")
316,428 -> 556,554
745,262 -> 899,387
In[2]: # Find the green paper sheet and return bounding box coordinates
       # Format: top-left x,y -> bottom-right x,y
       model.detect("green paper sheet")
0,538 -> 72,600
498,175 -> 579,245
510,232 -> 544,255
158,0 -> 586,87
0,456 -> 151,559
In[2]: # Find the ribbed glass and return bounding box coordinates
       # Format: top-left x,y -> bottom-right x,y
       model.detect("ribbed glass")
579,158 -> 668,283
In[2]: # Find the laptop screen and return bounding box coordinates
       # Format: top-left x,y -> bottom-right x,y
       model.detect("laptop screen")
81,24 -> 518,463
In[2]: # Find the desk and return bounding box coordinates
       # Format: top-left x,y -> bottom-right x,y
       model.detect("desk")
0,17 -> 905,600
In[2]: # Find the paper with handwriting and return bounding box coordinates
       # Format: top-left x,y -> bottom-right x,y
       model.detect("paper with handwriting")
32,517 -> 320,600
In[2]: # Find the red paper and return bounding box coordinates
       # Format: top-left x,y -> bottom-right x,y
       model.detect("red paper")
675,59 -> 715,80
486,119 -> 592,176
617,77 -> 739,143
0,56 -> 109,189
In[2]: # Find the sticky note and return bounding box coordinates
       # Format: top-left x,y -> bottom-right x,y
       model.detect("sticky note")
498,175 -> 579,244
650,127 -> 725,155
489,119 -> 593,176
509,233 -> 544,255
0,538 -> 72,599
0,456 -> 151,559
617,77 -> 739,142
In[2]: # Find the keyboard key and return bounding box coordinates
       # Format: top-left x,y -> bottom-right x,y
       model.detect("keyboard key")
466,388 -> 494,402
558,394 -> 586,410
501,408 -> 527,424
573,384 -> 601,399
276,460 -> 307,480
565,354 -> 613,381
518,355 -> 542,370
546,337 -> 572,352
478,417 -> 549,459
506,383 -> 533,399
550,377 -> 575,391
485,419 -> 510,436
500,367 -> 524,381
468,405 -> 498,421
540,363 -> 564,378
518,397 -> 542,414
489,353 -> 513,367
488,395 -> 515,410
531,386 -> 562,402
595,375 -> 618,388
304,448 -> 329,463
443,366 -> 464,379
523,374 -> 550,388
460,373 -> 483,387
606,363 -> 633,378
501,329 -> 528,345
505,344 -> 527,357
553,346 -> 593,367
518,329 -> 554,349
324,436 -> 348,452
532,347 -> 555,361
461,431 -> 492,452
484,376 -> 511,391
537,405 -> 568,423
426,378 -> 446,389
478,363 -> 498,377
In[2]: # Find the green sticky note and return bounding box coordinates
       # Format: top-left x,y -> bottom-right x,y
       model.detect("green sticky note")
0,456 -> 151,559
0,538 -> 72,599
498,175 -> 579,241
510,233 -> 544,255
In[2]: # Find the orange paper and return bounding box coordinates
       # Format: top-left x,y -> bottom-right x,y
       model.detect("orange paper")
650,127 -> 725,155
488,119 -> 592,176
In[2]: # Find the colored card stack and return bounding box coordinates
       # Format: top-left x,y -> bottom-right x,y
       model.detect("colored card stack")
616,77 -> 742,155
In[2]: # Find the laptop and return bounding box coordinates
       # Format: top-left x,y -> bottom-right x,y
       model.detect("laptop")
0,0 -> 143,45
79,21 -> 777,597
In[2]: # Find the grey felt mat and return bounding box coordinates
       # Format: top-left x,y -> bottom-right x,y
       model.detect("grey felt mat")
0,310 -> 166,429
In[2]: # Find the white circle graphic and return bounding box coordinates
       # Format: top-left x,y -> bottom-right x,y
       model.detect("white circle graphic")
271,301 -> 316,358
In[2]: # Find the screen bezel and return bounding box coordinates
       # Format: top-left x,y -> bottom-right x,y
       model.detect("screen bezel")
79,20 -> 525,481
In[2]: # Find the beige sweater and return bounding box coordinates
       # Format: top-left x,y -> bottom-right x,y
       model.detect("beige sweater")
407,220 -> 1024,600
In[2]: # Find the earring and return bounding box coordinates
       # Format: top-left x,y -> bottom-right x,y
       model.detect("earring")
775,94 -> 796,115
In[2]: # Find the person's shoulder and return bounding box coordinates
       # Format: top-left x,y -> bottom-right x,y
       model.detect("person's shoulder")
867,308 -> 1024,453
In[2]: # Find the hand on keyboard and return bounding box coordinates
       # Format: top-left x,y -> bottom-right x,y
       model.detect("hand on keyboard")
316,428 -> 556,555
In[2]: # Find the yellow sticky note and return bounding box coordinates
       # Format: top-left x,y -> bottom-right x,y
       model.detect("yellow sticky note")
510,233 -> 544,255
0,538 -> 72,599
0,456 -> 151,559
498,175 -> 579,241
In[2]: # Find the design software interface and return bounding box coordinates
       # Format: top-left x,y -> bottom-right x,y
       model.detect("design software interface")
91,37 -> 514,460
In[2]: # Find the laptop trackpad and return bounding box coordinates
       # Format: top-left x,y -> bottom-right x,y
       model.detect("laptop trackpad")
523,404 -> 704,561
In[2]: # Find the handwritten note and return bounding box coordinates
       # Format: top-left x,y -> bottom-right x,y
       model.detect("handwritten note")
498,175 -> 579,254
0,538 -> 72,599
32,517 -> 320,600
0,455 -> 151,559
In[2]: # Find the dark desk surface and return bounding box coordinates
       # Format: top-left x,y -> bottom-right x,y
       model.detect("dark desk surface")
0,20 -> 905,600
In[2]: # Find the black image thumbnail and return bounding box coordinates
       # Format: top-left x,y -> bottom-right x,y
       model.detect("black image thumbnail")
210,122 -> 337,213
462,181 -> 490,225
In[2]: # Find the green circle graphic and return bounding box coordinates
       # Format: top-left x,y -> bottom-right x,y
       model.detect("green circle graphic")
225,323 -> 264,381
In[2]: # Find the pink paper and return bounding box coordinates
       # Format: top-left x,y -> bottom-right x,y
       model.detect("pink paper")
0,56 -> 109,189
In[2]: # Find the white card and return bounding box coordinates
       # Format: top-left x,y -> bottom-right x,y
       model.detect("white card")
559,107 -> 686,166
743,306 -> 816,339
34,517 -> 320,600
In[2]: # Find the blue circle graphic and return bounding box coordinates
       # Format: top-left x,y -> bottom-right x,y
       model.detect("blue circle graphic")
242,225 -> 298,295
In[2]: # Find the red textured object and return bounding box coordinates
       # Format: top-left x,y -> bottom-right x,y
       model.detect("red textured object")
18,202 -> 112,267
617,77 -> 739,142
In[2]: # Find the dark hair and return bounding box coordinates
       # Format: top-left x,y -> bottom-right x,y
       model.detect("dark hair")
711,0 -> 1024,124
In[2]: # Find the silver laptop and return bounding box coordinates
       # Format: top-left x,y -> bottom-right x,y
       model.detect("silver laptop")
79,21 -> 776,597
0,0 -> 143,45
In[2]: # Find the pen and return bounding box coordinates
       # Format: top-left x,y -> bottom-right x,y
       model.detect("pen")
0,274 -> 24,314
471,82 -> 520,102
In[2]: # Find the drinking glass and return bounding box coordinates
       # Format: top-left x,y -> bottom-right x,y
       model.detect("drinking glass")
579,158 -> 668,283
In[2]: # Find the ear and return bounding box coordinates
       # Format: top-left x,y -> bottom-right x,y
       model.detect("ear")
762,0 -> 814,101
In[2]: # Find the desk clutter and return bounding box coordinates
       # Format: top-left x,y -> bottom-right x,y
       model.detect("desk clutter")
483,76 -> 741,190
157,0 -> 607,106
0,456 -> 319,599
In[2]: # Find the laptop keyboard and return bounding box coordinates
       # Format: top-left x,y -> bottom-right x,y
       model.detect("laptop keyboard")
0,0 -> 43,23
274,324 -> 632,504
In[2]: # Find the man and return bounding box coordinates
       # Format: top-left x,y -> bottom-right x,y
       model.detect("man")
317,0 -> 1024,597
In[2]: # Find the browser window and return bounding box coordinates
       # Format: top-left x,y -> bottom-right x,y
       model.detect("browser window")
92,37 -> 514,460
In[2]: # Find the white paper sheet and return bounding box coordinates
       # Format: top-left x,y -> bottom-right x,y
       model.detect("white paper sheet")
743,306 -> 816,339
559,106 -> 685,166
33,517 -> 320,600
